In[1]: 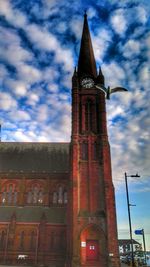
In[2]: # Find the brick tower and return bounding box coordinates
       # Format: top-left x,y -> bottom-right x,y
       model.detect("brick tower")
70,14 -> 120,267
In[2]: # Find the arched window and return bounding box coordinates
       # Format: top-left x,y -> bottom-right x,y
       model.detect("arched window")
26,185 -> 44,205
52,188 -> 68,205
1,184 -> 18,205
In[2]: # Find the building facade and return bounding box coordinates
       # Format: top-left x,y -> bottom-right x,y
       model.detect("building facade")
0,15 -> 120,267
119,239 -> 142,255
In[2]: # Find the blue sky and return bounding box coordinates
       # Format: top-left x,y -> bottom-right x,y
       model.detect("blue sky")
0,0 -> 150,250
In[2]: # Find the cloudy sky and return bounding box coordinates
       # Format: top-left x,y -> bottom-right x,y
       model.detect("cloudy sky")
0,0 -> 150,250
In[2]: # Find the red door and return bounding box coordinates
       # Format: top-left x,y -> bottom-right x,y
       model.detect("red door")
86,240 -> 99,260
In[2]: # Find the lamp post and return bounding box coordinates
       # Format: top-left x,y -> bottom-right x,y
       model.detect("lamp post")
125,172 -> 140,267
142,229 -> 147,265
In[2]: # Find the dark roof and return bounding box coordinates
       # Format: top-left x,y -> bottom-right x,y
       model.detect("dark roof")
0,206 -> 66,224
0,142 -> 70,173
118,239 -> 140,245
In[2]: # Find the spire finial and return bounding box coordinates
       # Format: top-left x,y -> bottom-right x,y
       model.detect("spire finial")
84,9 -> 87,17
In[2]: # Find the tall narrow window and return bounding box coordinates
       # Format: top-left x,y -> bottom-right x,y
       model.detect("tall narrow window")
14,191 -> 18,204
85,100 -> 93,131
27,191 -> 32,204
33,186 -> 38,204
81,143 -> 88,160
79,102 -> 82,133
58,187 -> 63,204
53,192 -> 57,204
0,231 -> 6,250
92,143 -> 99,160
38,190 -> 43,204
7,185 -> 13,204
64,191 -> 68,204
2,191 -> 6,204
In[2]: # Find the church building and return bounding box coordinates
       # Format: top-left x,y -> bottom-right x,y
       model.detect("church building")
0,14 -> 120,267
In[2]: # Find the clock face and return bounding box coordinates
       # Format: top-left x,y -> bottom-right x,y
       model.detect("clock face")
81,78 -> 94,88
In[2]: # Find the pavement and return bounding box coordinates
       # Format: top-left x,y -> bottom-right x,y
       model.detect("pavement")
121,263 -> 150,267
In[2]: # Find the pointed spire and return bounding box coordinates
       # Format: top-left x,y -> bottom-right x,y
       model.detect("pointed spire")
78,13 -> 97,78
98,66 -> 103,76
73,66 -> 77,76
96,66 -> 105,85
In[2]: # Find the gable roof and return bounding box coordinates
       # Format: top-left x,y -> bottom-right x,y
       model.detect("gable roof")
118,239 -> 140,245
0,142 -> 70,173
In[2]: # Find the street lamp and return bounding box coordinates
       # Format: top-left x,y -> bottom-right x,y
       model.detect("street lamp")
125,172 -> 140,267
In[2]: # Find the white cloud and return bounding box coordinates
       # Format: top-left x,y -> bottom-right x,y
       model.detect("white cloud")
110,9 -> 127,35
8,110 -> 31,121
103,62 -> 126,88
136,6 -> 148,24
43,67 -> 59,82
107,106 -> 125,122
26,24 -> 73,72
0,0 -> 27,28
13,130 -> 32,142
93,28 -> 112,63
17,64 -> 42,83
139,64 -> 150,89
122,39 -> 141,58
0,92 -> 17,111
26,24 -> 58,51
26,93 -> 39,106
47,83 -> 59,93
42,0 -> 60,18
87,7 -> 97,19
0,26 -> 32,65
70,17 -> 83,39
0,64 -> 8,79
6,80 -> 27,97
57,22 -> 67,33
36,105 -> 49,122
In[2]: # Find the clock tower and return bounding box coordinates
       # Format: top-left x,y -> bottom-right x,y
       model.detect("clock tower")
69,13 -> 120,267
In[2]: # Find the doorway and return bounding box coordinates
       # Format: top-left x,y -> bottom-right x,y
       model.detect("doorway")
86,240 -> 99,261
